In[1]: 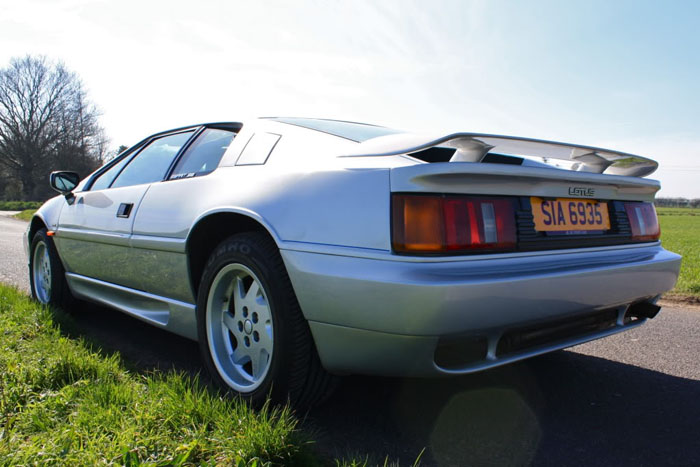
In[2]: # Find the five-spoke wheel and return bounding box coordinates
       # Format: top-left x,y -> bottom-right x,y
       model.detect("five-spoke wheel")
206,263 -> 274,392
197,232 -> 335,407
31,239 -> 53,304
29,228 -> 72,307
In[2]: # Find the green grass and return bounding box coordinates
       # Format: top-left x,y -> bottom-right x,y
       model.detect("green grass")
13,208 -> 36,221
335,450 -> 425,467
0,200 -> 41,211
0,285 -> 319,466
658,207 -> 700,297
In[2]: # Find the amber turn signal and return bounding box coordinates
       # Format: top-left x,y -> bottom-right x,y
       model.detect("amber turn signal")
392,194 -> 517,254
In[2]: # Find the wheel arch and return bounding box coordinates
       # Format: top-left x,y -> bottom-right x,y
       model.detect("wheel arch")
186,209 -> 281,300
28,215 -> 48,246
25,195 -> 65,258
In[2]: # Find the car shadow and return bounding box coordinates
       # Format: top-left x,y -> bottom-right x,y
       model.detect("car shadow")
54,304 -> 700,466
308,352 -> 700,466
57,302 -> 203,376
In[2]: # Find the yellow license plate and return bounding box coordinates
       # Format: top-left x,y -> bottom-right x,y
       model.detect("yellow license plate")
530,197 -> 610,231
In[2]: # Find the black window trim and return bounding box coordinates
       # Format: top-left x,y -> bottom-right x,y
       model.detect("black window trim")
164,124 -> 241,181
109,128 -> 200,189
86,127 -> 200,191
84,122 -> 243,191
161,126 -> 206,182
84,141 -> 144,191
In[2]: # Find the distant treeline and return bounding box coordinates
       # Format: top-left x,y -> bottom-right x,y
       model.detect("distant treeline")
655,198 -> 700,208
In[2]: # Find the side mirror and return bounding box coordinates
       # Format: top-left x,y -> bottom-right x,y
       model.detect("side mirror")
49,171 -> 80,202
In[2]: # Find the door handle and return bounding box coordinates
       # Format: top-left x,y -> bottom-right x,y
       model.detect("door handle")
117,203 -> 134,218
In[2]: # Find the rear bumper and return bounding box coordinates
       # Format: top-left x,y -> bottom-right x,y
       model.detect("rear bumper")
281,243 -> 681,376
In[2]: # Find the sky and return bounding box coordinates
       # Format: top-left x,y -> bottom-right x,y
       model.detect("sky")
1,0 -> 699,197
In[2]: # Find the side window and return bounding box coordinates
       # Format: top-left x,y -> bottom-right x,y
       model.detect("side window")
236,132 -> 281,166
111,131 -> 193,189
89,153 -> 134,191
170,129 -> 235,180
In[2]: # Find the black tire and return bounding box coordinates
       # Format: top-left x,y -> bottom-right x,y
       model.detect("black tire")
29,228 -> 75,308
196,232 -> 336,407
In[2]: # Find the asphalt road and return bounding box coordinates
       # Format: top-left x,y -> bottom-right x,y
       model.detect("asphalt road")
0,214 -> 29,290
2,213 -> 699,466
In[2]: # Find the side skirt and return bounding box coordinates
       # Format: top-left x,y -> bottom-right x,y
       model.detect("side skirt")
65,272 -> 198,341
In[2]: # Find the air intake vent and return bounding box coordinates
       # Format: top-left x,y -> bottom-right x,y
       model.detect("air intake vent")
496,308 -> 619,356
408,148 -> 526,165
482,153 -> 523,165
407,147 -> 456,163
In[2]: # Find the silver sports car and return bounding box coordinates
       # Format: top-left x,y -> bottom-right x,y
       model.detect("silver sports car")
25,117 -> 682,406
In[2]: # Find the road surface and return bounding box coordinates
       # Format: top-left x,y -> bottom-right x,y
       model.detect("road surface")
0,214 -> 29,290
2,213 -> 698,466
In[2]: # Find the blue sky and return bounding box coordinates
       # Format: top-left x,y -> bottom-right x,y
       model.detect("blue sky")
1,0 -> 698,196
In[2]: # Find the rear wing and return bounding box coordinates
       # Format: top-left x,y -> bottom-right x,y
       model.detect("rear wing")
341,133 -> 658,177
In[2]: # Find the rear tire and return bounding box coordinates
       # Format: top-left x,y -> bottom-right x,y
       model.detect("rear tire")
29,228 -> 74,308
196,232 -> 336,407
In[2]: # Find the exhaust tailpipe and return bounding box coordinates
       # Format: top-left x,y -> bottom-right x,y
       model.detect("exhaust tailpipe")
626,301 -> 661,320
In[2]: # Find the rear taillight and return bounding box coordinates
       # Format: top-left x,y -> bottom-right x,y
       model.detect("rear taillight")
624,202 -> 660,241
392,194 -> 517,254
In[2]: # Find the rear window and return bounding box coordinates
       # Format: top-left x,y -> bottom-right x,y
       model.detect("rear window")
269,117 -> 401,142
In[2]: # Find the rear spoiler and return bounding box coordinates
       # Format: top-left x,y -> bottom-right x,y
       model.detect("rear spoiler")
341,133 -> 658,177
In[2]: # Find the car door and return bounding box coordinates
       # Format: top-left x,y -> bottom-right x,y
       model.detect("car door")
128,127 -> 238,303
54,130 -> 195,289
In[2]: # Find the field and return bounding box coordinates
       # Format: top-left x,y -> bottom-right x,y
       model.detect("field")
657,207 -> 700,298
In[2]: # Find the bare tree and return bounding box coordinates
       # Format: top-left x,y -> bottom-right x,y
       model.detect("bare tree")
0,55 -> 108,200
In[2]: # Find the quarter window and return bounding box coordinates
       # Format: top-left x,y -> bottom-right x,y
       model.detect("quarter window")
111,131 -> 193,188
170,129 -> 235,179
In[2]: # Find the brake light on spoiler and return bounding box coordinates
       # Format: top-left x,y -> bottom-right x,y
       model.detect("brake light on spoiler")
392,194 -> 517,254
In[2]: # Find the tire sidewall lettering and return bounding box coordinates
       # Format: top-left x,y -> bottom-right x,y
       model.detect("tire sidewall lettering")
225,242 -> 251,255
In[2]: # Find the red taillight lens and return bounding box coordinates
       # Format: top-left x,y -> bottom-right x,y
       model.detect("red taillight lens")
392,194 -> 517,254
624,202 -> 660,241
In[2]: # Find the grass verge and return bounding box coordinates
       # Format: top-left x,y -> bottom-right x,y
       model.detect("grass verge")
0,201 -> 41,211
13,209 -> 36,221
0,284 -> 318,466
658,207 -> 700,299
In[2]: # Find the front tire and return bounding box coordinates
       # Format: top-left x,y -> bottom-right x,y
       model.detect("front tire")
196,232 -> 335,407
29,228 -> 73,307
